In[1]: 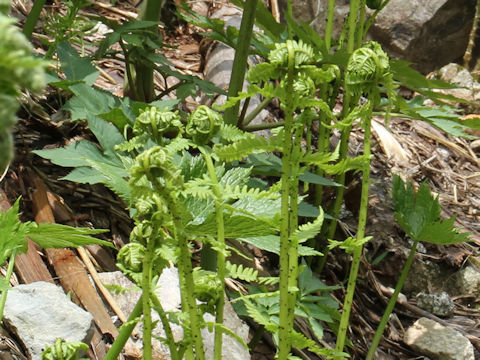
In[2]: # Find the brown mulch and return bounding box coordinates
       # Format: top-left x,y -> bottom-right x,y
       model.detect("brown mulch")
3,0 -> 480,359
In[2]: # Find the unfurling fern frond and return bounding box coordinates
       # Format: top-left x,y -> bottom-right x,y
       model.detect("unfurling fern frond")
213,136 -> 282,162
226,261 -> 258,282
218,124 -> 251,143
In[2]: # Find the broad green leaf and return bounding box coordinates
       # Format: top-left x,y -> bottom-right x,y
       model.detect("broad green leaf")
392,175 -> 472,244
187,215 -> 276,238
86,115 -> 125,159
28,223 -> 112,249
57,42 -> 98,85
61,167 -> 107,184
299,171 -> 342,187
231,197 -> 281,220
238,235 -> 322,256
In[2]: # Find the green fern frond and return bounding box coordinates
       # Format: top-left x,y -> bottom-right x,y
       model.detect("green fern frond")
258,277 -> 279,286
213,136 -> 281,162
292,207 -> 324,243
226,261 -> 258,282
318,154 -> 371,175
204,322 -> 248,349
218,124 -> 251,143
182,175 -> 215,199
223,184 -> 280,201
165,137 -> 192,154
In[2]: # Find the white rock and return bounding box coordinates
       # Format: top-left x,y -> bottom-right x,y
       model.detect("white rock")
3,282 -> 94,360
404,317 -> 474,360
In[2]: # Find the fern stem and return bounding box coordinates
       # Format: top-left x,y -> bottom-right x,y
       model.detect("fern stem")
224,0 -> 258,126
277,39 -> 296,360
150,292 -> 180,360
464,0 -> 480,69
0,251 -> 15,324
149,176 -> 206,360
335,106 -> 372,353
346,0 -> 361,53
325,0 -> 336,52
141,226 -> 156,360
23,0 -> 46,39
355,0 -> 366,49
199,146 -> 226,360
104,295 -> 143,360
362,0 -> 391,37
241,97 -> 271,128
366,238 -> 419,359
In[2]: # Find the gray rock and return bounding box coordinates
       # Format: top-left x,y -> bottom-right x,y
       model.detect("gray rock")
279,0 -> 475,74
416,292 -> 455,317
404,317 -> 474,360
202,6 -> 269,137
433,63 -> 480,110
99,269 -> 251,360
3,282 -> 94,360
452,266 -> 480,295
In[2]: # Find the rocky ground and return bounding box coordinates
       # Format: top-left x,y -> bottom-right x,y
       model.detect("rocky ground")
2,0 -> 480,359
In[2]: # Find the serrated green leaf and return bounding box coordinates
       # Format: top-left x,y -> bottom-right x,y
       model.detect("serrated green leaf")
392,175 -> 472,245
0,198 -> 31,264
187,215 -> 276,238
86,115 -> 126,158
28,223 -> 112,249
238,235 -> 321,256
57,42 -> 98,85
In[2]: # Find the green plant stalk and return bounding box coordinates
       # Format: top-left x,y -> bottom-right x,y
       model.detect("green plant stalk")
104,294 -> 143,360
241,97 -> 271,128
366,238 -> 419,359
199,146 -> 226,360
345,0 -> 361,52
362,0 -> 391,38
324,0 -> 336,52
146,172 -> 205,359
244,120 -> 285,132
335,111 -> 372,352
150,293 -> 180,360
23,0 -> 47,39
355,0 -> 366,49
464,0 -> 480,68
141,226 -> 157,360
158,186 -> 206,360
223,0 -> 258,126
124,0 -> 163,102
277,40 -> 296,360
0,251 -> 16,324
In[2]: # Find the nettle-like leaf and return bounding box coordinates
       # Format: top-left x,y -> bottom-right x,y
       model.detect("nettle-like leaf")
187,214 -> 276,238
392,175 -> 472,244
34,116 -> 129,198
0,198 -> 31,265
27,223 -> 111,249
226,261 -> 258,282
238,235 -> 321,257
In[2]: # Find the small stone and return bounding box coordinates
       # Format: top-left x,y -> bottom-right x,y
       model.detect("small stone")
404,318 -> 474,360
453,266 -> 480,295
416,292 -> 455,316
3,282 -> 94,360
